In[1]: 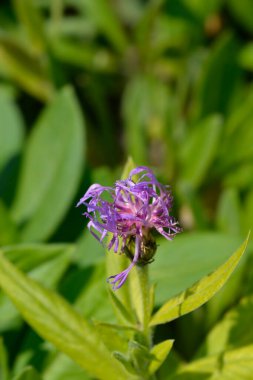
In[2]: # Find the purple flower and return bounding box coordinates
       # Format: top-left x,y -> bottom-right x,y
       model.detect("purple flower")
77,166 -> 181,289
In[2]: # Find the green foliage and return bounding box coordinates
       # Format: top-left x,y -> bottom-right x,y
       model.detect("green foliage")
1,1 -> 253,379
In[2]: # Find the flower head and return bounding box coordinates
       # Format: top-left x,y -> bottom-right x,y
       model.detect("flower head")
77,166 -> 181,289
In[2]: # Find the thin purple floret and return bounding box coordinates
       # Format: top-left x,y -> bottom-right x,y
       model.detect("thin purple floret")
77,166 -> 181,289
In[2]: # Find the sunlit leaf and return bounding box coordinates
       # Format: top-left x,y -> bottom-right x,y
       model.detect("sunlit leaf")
0,252 -> 132,380
197,295 -> 253,358
149,340 -> 174,375
170,345 -> 253,380
0,244 -> 72,332
150,233 -> 244,306
150,234 -> 249,326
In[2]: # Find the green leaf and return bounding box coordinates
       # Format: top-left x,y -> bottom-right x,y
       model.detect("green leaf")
44,354 -> 92,380
12,87 -> 85,242
197,295 -> 253,358
205,258 -> 245,328
122,75 -> 170,163
0,337 -> 9,380
0,93 -> 24,172
0,201 -> 19,245
183,0 -> 222,19
109,290 -> 136,325
0,253 -> 132,380
13,367 -> 42,380
193,33 -> 241,118
129,265 -> 151,331
170,345 -> 253,380
0,244 -> 72,332
74,263 -> 115,323
150,233 -> 244,306
13,0 -> 46,53
216,188 -> 242,235
239,43 -> 253,71
179,114 -> 222,189
0,35 -> 54,102
150,234 -> 249,326
227,0 -> 253,33
149,340 -> 174,375
79,0 -> 128,52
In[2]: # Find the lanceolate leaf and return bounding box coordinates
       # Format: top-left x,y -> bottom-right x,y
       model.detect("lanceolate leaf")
12,87 -> 85,242
150,234 -> 249,326
149,340 -> 174,375
0,252 -> 132,380
13,366 -> 42,380
170,345 -> 253,380
0,337 -> 9,380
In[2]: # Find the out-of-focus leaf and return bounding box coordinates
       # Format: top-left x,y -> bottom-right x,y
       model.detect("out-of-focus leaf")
46,17 -> 96,38
152,15 -> 196,54
227,0 -> 253,34
122,75 -> 170,163
13,366 -> 42,380
192,33 -> 241,119
183,0 -> 222,19
150,234 -> 249,326
0,337 -> 9,380
239,43 -> 253,71
244,190 -> 253,235
74,263 -> 115,323
170,345 -> 253,380
12,87 -> 85,242
44,354 -> 92,380
0,244 -> 72,332
0,93 -> 24,172
0,253 -> 132,380
73,231 -> 104,268
149,340 -> 174,375
216,188 -> 241,235
179,114 -> 222,189
197,296 -> 253,358
0,34 -> 54,101
13,0 -> 46,53
79,0 -> 128,52
50,38 -> 116,72
0,201 -> 19,245
149,233 -> 244,305
224,162 -> 253,190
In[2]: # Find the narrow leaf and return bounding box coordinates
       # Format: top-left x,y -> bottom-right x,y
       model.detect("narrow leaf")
13,366 -> 42,380
149,340 -> 174,375
0,35 -> 54,101
150,234 -> 249,326
79,0 -> 128,52
170,345 -> 253,380
0,253 -> 131,380
0,337 -> 9,380
12,87 -> 85,241
0,93 -> 24,172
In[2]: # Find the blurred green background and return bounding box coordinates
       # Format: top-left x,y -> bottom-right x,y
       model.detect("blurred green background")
1,0 -> 253,379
